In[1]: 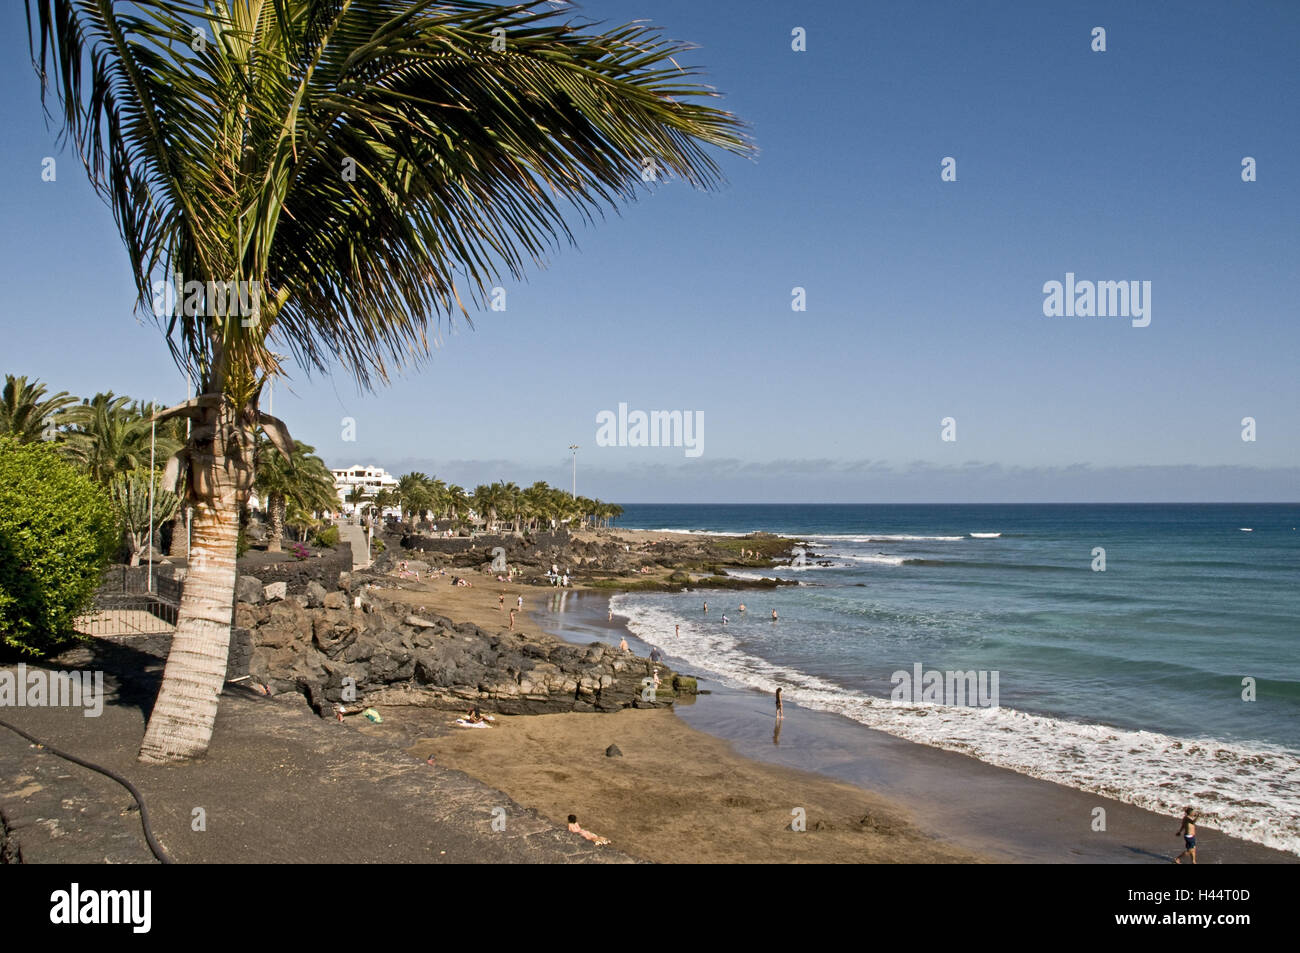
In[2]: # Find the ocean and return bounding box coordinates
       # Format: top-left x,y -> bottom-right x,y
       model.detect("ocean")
603,503 -> 1300,855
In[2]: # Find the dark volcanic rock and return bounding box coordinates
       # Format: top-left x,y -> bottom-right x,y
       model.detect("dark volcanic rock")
235,575 -> 264,605
605,744 -> 623,758
240,594 -> 693,718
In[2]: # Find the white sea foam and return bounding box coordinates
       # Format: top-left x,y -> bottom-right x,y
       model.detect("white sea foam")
647,527 -> 752,537
826,553 -> 907,566
807,534 -> 965,543
613,596 -> 1300,856
969,532 -> 1002,538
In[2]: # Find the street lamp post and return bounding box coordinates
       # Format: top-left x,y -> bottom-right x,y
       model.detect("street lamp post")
568,445 -> 579,498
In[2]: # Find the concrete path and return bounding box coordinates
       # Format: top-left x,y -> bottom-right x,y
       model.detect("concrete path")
336,521 -> 371,571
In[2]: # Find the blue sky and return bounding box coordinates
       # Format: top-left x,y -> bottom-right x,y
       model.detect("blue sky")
2,0 -> 1297,502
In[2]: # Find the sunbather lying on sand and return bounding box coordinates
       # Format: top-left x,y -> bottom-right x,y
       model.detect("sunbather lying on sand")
567,815 -> 610,845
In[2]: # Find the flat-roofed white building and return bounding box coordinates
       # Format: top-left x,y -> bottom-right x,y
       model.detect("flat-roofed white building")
331,464 -> 400,516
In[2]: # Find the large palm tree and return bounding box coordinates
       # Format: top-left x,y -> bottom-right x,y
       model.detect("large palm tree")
254,436 -> 336,551
0,375 -> 80,443
31,0 -> 749,762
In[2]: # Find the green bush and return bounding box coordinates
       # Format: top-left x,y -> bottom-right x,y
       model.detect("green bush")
0,438 -> 118,657
313,525 -> 339,548
371,537 -> 385,554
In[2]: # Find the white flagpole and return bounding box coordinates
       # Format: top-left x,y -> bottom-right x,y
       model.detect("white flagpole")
148,413 -> 156,593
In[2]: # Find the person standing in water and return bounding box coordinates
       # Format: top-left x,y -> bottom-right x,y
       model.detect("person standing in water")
703,601 -> 708,614
775,687 -> 784,719
771,609 -> 778,621
1174,807 -> 1199,864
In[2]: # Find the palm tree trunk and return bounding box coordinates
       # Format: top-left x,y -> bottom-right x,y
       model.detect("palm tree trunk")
138,407 -> 248,764
266,495 -> 284,552
167,509 -> 189,557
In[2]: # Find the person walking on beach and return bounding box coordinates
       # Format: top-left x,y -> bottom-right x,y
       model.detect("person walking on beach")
517,595 -> 523,611
1175,807 -> 1199,864
775,687 -> 784,719
509,608 -> 517,630
498,592 -> 505,610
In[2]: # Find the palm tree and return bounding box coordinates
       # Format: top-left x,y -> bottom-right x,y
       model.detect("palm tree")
444,484 -> 470,528
63,394 -> 181,485
372,488 -> 400,520
426,478 -> 447,525
346,483 -> 369,516
0,375 -> 80,443
31,0 -> 749,763
254,436 -> 337,552
397,472 -> 432,527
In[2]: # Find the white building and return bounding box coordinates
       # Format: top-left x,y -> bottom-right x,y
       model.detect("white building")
331,464 -> 400,516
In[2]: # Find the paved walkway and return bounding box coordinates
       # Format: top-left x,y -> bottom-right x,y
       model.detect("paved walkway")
336,521 -> 371,571
0,639 -> 633,864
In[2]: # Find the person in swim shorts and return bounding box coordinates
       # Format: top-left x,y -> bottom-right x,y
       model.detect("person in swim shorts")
1174,806 -> 1199,864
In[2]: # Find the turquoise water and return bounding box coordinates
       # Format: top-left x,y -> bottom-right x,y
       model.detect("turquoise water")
608,504 -> 1300,853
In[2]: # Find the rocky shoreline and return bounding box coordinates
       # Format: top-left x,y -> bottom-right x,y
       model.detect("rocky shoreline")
392,526 -> 801,591
228,527 -> 798,723
234,574 -> 692,717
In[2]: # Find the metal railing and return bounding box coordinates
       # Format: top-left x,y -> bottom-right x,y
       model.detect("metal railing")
74,567 -> 182,637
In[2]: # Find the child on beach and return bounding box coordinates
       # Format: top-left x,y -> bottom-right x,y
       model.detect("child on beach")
1175,807 -> 1199,864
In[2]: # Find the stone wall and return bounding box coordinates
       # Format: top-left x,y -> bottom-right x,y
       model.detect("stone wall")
239,545 -> 353,592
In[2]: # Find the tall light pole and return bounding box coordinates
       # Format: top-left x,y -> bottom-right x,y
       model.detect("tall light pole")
568,444 -> 579,498
147,409 -> 156,592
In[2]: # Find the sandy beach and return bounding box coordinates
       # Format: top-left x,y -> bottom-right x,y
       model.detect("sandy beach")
413,707 -> 976,863
361,528 -> 1297,864
363,541 -> 978,862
